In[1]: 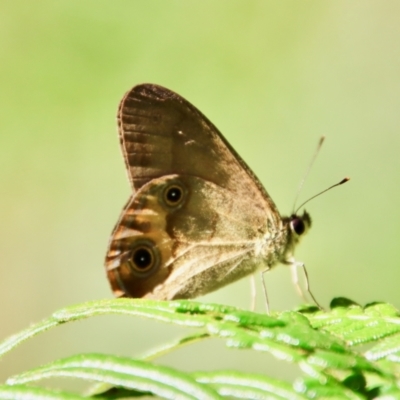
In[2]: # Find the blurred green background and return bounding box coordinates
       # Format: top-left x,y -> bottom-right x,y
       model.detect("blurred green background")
1,0 -> 400,388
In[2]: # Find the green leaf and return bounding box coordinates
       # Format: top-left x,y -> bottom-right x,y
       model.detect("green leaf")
2,297 -> 400,398
194,370 -> 306,399
294,376 -> 366,400
0,318 -> 58,360
7,353 -> 222,400
307,299 -> 400,346
0,384 -> 87,400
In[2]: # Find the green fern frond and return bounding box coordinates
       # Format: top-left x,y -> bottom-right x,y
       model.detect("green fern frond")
1,297 -> 400,399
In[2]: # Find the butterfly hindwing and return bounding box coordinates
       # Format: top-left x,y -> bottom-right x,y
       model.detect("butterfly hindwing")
106,174 -> 276,299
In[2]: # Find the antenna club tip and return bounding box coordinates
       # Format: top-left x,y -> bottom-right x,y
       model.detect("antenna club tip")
340,177 -> 350,184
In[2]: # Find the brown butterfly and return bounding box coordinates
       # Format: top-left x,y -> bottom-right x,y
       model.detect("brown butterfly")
105,84 -> 345,304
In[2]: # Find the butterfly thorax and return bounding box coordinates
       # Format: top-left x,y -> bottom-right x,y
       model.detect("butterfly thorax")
256,210 -> 311,269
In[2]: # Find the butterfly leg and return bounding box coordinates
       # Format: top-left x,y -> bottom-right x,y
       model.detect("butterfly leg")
289,260 -> 323,309
250,274 -> 257,311
261,268 -> 271,314
290,262 -> 307,302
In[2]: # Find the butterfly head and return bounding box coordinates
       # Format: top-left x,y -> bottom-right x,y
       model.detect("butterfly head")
282,210 -> 312,252
289,210 -> 312,236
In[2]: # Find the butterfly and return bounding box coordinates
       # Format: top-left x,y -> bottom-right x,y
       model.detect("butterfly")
105,84 -> 346,306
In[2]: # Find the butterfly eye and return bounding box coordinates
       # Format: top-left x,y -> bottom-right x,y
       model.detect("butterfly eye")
128,241 -> 159,274
291,218 -> 305,236
163,183 -> 185,207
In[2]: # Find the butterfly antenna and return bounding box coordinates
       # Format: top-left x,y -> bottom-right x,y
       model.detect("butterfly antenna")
292,136 -> 326,213
295,177 -> 350,214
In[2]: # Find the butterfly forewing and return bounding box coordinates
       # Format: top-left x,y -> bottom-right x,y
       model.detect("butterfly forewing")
118,85 -> 276,207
